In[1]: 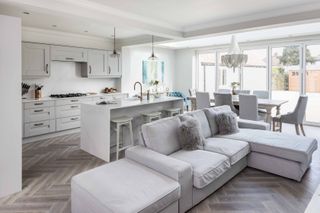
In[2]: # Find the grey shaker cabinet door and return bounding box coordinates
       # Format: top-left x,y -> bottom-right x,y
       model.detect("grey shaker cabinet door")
22,43 -> 50,78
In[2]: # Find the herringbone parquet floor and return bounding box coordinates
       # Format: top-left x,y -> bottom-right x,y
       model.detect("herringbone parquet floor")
0,124 -> 319,213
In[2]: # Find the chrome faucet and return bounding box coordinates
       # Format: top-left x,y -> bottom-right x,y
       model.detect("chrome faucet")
134,81 -> 143,101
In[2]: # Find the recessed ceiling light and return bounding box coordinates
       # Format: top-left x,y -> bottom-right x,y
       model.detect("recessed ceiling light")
23,11 -> 30,15
52,25 -> 57,28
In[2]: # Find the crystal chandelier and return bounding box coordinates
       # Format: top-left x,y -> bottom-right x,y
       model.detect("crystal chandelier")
221,35 -> 248,72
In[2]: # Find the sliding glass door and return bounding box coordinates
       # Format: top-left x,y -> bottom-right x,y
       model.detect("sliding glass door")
271,46 -> 301,114
242,48 -> 268,90
305,44 -> 320,123
197,52 -> 216,94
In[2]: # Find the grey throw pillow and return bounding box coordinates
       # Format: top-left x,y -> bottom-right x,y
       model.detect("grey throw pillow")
178,115 -> 204,150
215,112 -> 239,135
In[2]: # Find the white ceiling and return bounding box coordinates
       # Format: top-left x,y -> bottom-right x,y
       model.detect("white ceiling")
159,22 -> 320,49
1,0 -> 320,45
90,0 -> 320,30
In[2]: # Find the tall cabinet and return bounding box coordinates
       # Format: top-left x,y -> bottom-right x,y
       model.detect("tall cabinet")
22,43 -> 50,78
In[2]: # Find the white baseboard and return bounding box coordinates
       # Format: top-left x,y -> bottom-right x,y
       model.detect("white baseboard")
22,128 -> 80,144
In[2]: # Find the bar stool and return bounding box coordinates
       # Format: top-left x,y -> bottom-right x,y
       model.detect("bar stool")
165,108 -> 181,117
143,112 -> 162,123
111,116 -> 134,160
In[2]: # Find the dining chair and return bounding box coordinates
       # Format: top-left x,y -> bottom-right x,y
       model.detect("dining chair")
239,94 -> 265,121
273,96 -> 308,136
217,89 -> 231,94
214,92 -> 238,114
234,90 -> 251,95
189,88 -> 197,111
253,90 -> 269,99
196,92 -> 210,110
188,88 -> 197,96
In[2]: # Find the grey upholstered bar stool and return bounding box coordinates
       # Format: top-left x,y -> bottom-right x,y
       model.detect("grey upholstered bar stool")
165,108 -> 181,117
111,116 -> 134,160
142,112 -> 162,123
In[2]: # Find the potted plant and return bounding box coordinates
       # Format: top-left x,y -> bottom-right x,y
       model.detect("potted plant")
231,82 -> 240,95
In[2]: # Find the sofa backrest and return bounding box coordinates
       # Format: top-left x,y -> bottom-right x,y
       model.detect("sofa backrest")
182,110 -> 212,138
141,116 -> 181,155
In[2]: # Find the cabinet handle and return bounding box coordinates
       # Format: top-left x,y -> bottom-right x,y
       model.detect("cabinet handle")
34,102 -> 44,106
71,105 -> 79,108
65,57 -> 74,60
34,109 -> 44,113
108,66 -> 111,74
89,65 -> 92,74
70,117 -> 79,121
45,64 -> 49,74
71,100 -> 79,102
34,123 -> 44,127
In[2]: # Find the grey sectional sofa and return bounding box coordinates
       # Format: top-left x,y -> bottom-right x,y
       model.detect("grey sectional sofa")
72,105 -> 317,213
126,105 -> 317,213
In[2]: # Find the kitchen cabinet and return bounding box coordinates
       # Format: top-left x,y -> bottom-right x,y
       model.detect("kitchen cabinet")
51,45 -> 87,62
22,43 -> 50,78
82,50 -> 108,78
107,51 -> 121,77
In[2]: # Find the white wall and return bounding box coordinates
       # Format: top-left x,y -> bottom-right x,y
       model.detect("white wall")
173,49 -> 196,95
121,46 -> 175,94
23,62 -> 119,98
0,15 -> 22,198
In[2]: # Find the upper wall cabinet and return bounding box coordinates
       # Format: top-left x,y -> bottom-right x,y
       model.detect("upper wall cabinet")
81,50 -> 121,78
107,51 -> 121,77
22,43 -> 50,78
51,46 -> 87,62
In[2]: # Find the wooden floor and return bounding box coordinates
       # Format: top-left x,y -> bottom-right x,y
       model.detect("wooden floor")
0,124 -> 319,213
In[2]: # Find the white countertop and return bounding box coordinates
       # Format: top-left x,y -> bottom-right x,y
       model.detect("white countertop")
84,96 -> 183,110
21,92 -> 126,103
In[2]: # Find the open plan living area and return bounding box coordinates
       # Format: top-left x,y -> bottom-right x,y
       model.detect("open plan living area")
1,0 -> 320,213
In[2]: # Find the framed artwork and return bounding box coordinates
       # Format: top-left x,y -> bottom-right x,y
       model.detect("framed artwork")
142,60 -> 164,85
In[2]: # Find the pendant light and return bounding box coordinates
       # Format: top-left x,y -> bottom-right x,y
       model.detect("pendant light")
110,27 -> 120,58
148,35 -> 158,61
221,35 -> 248,72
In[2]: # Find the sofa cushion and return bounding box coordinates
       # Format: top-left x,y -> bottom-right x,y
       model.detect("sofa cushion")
170,150 -> 230,189
183,110 -> 212,138
142,117 -> 181,155
178,115 -> 204,150
204,138 -> 250,165
216,128 -> 318,164
204,108 -> 219,135
215,111 -> 239,135
72,159 -> 180,213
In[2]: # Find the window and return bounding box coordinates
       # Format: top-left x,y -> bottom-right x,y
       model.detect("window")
197,52 -> 216,93
242,48 -> 268,90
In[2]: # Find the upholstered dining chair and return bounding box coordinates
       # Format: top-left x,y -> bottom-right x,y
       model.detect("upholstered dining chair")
196,92 -> 211,110
214,92 -> 238,114
234,90 -> 251,95
217,89 -> 231,94
253,90 -> 269,99
239,94 -> 265,121
189,88 -> 197,111
273,95 -> 308,136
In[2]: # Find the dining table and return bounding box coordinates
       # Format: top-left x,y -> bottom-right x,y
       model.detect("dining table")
188,95 -> 288,124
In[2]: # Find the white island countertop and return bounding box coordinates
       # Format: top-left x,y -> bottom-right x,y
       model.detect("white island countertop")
80,96 -> 184,162
84,96 -> 183,110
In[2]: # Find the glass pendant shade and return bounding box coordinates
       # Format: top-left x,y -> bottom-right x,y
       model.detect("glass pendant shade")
148,35 -> 158,60
110,27 -> 120,58
221,35 -> 248,72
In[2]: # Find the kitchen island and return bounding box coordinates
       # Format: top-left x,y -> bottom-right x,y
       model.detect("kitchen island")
80,96 -> 183,162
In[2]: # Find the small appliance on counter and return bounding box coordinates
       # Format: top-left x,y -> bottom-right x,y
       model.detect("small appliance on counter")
35,84 -> 43,99
104,87 -> 117,93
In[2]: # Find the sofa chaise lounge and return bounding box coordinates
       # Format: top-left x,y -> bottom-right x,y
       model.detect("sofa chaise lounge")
72,105 -> 317,213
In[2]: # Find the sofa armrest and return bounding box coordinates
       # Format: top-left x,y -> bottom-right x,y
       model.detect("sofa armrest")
126,146 -> 193,213
238,118 -> 270,130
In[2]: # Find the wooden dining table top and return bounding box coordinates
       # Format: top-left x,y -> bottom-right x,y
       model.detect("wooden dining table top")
188,95 -> 288,107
